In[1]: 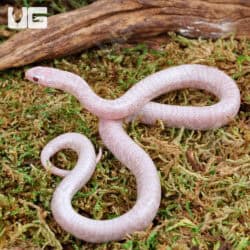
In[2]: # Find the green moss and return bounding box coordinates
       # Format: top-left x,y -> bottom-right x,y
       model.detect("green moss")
0,9 -> 249,248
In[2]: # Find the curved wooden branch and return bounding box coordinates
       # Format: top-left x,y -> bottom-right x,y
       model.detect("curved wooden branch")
0,0 -> 249,70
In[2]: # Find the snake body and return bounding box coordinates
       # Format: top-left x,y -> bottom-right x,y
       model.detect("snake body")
25,64 -> 240,243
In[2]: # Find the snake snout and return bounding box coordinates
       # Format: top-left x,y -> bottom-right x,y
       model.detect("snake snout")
25,66 -> 51,86
25,68 -> 40,83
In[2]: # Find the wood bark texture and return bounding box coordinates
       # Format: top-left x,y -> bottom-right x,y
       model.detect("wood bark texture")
0,5 -> 8,25
0,0 -> 249,70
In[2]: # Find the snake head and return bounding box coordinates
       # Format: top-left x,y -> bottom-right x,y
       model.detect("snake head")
25,66 -> 70,88
25,66 -> 53,86
25,66 -> 83,94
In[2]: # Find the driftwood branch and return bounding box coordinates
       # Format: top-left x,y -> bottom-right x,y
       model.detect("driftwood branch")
0,0 -> 249,70
0,5 -> 8,25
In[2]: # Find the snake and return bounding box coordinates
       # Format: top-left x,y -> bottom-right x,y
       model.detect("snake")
25,64 -> 240,243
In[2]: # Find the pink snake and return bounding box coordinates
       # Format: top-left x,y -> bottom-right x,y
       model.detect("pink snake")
25,64 -> 240,243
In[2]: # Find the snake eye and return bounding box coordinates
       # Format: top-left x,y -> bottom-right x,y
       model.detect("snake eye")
33,76 -> 39,82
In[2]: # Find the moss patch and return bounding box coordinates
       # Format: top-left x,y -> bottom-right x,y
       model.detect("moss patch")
0,21 -> 249,250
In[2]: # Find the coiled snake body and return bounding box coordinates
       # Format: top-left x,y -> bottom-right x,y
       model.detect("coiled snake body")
25,64 -> 240,243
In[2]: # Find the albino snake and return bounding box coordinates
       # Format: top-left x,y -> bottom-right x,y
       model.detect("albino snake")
25,64 -> 240,243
